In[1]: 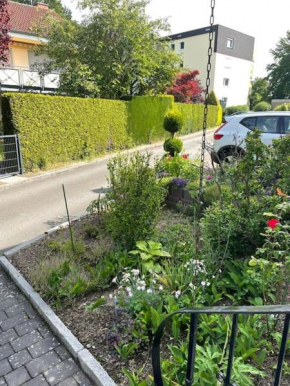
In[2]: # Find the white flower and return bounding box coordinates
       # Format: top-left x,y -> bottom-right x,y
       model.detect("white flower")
201,281 -> 206,286
212,275 -> 215,279
189,283 -> 194,288
175,290 -> 181,299
207,282 -> 210,286
126,287 -> 131,293
128,292 -> 133,298
159,285 -> 164,291
152,279 -> 156,284
123,273 -> 131,281
138,280 -> 146,286
109,294 -> 113,299
132,269 -> 140,276
137,286 -> 142,291
147,289 -> 153,294
141,286 -> 146,291
112,277 -> 118,284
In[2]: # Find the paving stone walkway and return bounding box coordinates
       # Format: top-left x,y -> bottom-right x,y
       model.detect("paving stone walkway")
0,268 -> 92,386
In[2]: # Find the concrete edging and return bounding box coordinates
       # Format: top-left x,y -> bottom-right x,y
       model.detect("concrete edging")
1,217 -> 117,386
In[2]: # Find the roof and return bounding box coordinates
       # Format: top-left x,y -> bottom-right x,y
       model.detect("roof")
8,1 -> 59,35
169,25 -> 254,41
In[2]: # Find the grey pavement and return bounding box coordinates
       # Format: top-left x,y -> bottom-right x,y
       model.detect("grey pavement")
0,268 -> 92,386
0,130 -> 214,253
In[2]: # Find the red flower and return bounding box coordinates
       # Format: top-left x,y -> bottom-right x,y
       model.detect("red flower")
182,154 -> 189,159
267,219 -> 279,229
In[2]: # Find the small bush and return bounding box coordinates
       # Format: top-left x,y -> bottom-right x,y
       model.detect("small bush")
84,225 -> 99,238
224,105 -> 249,115
163,109 -> 184,137
253,102 -> 271,112
203,184 -> 231,208
163,138 -> 183,156
106,152 -> 166,249
207,91 -> 218,105
274,103 -> 290,111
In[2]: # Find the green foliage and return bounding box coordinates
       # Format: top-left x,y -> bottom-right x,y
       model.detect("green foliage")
36,0 -> 180,99
129,240 -> 171,273
2,93 -> 130,171
224,105 -> 249,115
207,91 -> 218,105
249,77 -> 270,110
163,108 -> 184,137
175,103 -> 218,134
84,225 -> 100,238
253,101 -> 271,112
274,103 -> 290,111
106,153 -> 166,248
115,342 -> 139,360
128,96 -> 174,144
85,298 -> 106,310
267,30 -> 290,99
163,138 -> 183,156
156,154 -> 200,180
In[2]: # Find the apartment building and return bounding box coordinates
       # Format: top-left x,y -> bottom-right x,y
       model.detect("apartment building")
169,25 -> 255,107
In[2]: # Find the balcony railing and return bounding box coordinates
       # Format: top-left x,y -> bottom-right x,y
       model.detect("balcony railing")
152,305 -> 290,386
0,66 -> 59,91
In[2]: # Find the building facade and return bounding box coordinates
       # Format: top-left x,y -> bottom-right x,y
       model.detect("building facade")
0,1 -> 59,92
169,25 -> 255,107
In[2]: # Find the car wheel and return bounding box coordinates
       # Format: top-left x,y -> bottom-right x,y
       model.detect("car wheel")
218,148 -> 244,164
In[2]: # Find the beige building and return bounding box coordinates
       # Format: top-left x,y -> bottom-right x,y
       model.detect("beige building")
170,25 -> 255,107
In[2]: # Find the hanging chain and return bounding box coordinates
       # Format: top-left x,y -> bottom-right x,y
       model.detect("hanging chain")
197,0 -> 216,206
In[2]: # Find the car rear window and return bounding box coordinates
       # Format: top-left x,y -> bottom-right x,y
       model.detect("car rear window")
284,117 -> 290,134
241,117 -> 256,130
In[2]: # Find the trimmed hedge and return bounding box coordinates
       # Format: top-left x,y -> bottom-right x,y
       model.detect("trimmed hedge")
2,93 -> 130,170
2,93 -> 220,171
176,103 -> 220,134
128,96 -> 174,144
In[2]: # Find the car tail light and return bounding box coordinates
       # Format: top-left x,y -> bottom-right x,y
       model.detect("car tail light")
214,122 -> 227,140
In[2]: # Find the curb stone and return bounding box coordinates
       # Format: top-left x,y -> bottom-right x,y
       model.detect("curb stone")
1,216 -> 117,386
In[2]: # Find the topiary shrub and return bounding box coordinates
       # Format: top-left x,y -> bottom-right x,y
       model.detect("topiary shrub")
253,102 -> 271,112
224,105 -> 249,115
164,138 -> 183,156
274,103 -> 290,111
163,109 -> 184,138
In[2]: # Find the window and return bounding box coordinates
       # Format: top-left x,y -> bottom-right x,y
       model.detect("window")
227,38 -> 234,49
283,117 -> 290,134
241,117 -> 256,131
223,78 -> 230,86
171,43 -> 175,50
180,42 -> 185,50
256,116 -> 280,133
221,97 -> 228,108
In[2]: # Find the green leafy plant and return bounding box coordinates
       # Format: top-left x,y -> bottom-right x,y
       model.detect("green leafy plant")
115,342 -> 140,360
163,138 -> 183,156
130,241 -> 171,273
85,298 -> 106,310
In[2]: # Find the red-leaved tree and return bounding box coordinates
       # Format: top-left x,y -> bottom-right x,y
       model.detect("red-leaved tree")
167,70 -> 204,104
0,0 -> 11,65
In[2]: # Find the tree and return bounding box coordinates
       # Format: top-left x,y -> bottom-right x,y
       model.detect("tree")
166,70 -> 204,103
267,31 -> 290,99
36,0 -> 179,99
0,0 -> 11,65
12,0 -> 72,19
248,77 -> 269,110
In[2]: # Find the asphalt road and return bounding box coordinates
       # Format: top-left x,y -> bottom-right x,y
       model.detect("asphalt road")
0,130 -> 214,253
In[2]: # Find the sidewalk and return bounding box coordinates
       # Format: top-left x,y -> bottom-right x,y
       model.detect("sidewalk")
0,268 -> 92,386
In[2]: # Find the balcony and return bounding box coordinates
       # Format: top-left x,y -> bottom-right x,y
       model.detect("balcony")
0,66 -> 59,92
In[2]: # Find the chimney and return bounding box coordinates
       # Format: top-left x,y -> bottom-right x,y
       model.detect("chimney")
35,2 -> 49,9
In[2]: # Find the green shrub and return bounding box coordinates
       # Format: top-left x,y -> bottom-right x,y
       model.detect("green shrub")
163,138 -> 183,156
253,102 -> 271,112
203,184 -> 231,208
224,105 -> 249,115
163,109 -> 184,137
207,91 -> 218,105
106,152 -> 166,249
2,93 -> 130,171
274,103 -> 290,111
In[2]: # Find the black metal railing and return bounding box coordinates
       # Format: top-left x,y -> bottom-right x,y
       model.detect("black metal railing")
0,135 -> 24,178
152,306 -> 290,386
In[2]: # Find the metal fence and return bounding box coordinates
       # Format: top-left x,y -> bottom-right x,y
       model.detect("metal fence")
0,135 -> 24,178
152,305 -> 290,386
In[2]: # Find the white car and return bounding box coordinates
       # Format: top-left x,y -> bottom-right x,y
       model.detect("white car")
212,112 -> 290,163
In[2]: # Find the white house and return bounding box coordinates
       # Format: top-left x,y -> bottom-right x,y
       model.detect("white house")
169,25 -> 255,107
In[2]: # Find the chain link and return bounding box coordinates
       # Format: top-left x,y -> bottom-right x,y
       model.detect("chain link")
197,0 -> 216,206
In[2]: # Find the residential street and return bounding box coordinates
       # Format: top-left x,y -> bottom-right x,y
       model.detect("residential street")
0,130 -> 214,253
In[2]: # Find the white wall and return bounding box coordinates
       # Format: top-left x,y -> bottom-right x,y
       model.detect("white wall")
213,53 -> 253,106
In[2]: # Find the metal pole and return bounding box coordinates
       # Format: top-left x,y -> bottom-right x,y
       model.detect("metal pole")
274,314 -> 290,386
62,184 -> 76,255
224,314 -> 238,386
186,314 -> 199,386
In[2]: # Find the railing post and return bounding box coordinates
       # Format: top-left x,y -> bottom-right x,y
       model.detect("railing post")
16,135 -> 24,175
224,314 -> 238,386
186,314 -> 199,386
274,314 -> 290,386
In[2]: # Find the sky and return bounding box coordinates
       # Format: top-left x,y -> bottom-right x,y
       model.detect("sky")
61,0 -> 290,78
